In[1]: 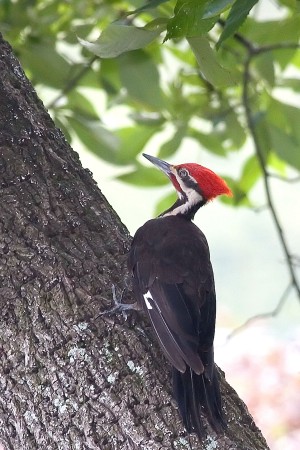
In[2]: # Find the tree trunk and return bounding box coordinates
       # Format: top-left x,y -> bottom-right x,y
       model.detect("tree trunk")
0,34 -> 269,450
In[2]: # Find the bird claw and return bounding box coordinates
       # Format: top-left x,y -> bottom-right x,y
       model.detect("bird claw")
99,284 -> 138,320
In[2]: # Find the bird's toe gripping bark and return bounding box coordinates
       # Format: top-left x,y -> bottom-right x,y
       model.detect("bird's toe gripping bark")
99,284 -> 140,320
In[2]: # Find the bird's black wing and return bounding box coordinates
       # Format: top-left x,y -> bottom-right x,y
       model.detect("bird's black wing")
139,275 -> 204,374
128,216 -> 215,374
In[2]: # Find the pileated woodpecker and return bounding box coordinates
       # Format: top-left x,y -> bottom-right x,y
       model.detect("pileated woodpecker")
127,153 -> 232,437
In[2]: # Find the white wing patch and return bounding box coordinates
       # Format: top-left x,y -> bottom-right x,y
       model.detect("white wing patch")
143,290 -> 153,309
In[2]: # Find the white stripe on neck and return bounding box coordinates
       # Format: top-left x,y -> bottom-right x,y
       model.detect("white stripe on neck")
162,189 -> 202,216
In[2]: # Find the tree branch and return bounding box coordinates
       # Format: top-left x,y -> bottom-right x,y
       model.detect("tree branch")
255,42 -> 300,55
269,173 -> 300,183
218,18 -> 300,55
227,284 -> 293,340
47,56 -> 98,110
242,52 -> 300,303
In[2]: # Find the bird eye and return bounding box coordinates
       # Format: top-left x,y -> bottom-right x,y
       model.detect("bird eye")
178,168 -> 189,178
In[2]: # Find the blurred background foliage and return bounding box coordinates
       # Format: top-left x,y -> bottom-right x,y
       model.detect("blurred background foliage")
1,0 -> 300,448
2,0 -> 300,207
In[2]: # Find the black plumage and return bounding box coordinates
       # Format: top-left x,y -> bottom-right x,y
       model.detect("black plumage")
128,216 -> 224,436
127,153 -> 231,437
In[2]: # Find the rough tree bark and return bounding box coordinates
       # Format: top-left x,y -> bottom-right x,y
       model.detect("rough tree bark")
0,34 -> 269,450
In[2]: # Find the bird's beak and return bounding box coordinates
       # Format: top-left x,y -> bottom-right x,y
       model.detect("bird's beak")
143,153 -> 172,177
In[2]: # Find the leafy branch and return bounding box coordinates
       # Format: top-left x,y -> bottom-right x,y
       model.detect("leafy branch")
9,0 -> 299,331
241,44 -> 300,303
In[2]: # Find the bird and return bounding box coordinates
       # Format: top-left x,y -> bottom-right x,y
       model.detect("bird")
127,153 -> 232,438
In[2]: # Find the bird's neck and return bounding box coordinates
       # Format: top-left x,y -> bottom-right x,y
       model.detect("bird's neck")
159,194 -> 205,220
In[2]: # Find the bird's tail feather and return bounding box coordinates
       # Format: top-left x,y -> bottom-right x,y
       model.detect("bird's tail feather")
172,362 -> 225,437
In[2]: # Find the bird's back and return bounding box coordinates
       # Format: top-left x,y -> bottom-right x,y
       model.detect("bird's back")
128,215 -> 224,436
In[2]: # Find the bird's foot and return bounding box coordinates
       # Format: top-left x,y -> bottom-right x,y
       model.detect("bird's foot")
99,284 -> 139,320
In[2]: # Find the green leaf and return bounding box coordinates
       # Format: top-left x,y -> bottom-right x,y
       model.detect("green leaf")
165,0 -> 216,40
226,117 -> 246,149
66,91 -> 99,119
115,126 -> 159,165
67,24 -> 96,45
158,124 -> 187,158
166,44 -> 196,65
267,97 -> 300,146
242,16 -> 300,46
117,166 -> 170,186
217,0 -> 259,48
118,50 -> 165,110
78,22 -> 163,59
188,36 -> 236,87
144,17 -> 169,32
253,52 -> 275,87
67,116 -> 119,163
267,98 -> 300,143
188,128 -> 226,156
268,124 -> 300,170
129,112 -> 166,126
239,156 -> 261,191
203,0 -> 235,19
278,77 -> 300,92
76,66 -> 101,89
99,59 -> 121,95
268,152 -> 287,176
274,48 -> 298,71
22,44 -> 71,88
217,101 -> 246,149
128,0 -> 170,15
221,177 -> 252,207
254,112 -> 272,160
280,0 -> 300,10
